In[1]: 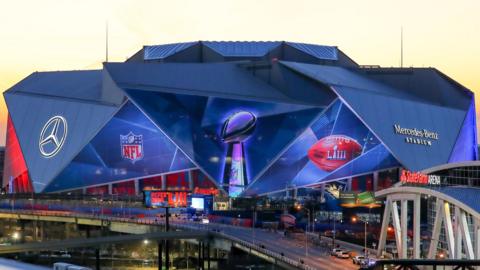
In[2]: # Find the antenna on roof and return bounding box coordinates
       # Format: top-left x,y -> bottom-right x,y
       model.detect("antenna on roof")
105,21 -> 109,63
400,26 -> 403,68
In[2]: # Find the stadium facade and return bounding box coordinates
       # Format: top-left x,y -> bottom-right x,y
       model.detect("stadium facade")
2,41 -> 477,199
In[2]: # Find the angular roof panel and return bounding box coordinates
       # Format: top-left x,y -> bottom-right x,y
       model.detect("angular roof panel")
281,61 -> 470,171
144,42 -> 199,60
202,41 -> 281,57
286,42 -> 338,60
105,62 -> 314,105
4,92 -> 119,192
5,70 -> 105,103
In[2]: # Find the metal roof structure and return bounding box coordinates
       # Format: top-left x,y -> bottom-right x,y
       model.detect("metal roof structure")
2,41 -> 476,194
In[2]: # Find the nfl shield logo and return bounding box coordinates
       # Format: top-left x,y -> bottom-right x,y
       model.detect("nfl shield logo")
120,132 -> 143,163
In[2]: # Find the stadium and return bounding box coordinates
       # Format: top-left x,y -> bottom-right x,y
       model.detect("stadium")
2,41 -> 477,206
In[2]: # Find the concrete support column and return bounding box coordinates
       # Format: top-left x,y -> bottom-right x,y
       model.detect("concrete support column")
188,170 -> 194,191
347,178 -> 352,191
391,201 -> 402,257
454,207 -> 463,259
82,187 -> 87,195
428,199 -> 444,259
400,200 -> 408,259
39,221 -> 44,241
161,175 -> 167,190
459,210 -> 474,259
134,179 -> 140,195
413,195 -> 421,258
377,199 -> 392,257
108,184 -> 113,195
320,183 -> 326,203
373,171 -> 379,191
475,218 -> 480,259
65,223 -> 71,239
443,202 -> 455,258
33,220 -> 38,242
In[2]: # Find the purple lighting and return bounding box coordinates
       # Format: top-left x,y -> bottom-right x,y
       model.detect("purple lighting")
221,111 -> 257,197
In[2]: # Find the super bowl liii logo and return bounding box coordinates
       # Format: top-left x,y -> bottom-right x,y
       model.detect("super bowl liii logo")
393,124 -> 439,146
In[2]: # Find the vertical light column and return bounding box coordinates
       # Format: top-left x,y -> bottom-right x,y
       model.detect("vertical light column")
134,179 -> 140,195
413,195 -> 421,259
161,174 -> 167,190
108,184 -> 113,195
373,172 -> 379,191
400,200 -> 408,259
320,183 -> 326,203
427,198 -> 444,259
188,170 -> 194,191
392,201 -> 402,257
347,178 -> 352,191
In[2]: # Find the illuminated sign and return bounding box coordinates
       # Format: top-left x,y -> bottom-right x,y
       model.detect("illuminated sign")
400,170 -> 440,185
144,190 -> 187,208
339,191 -> 382,208
325,182 -> 347,199
393,124 -> 439,146
193,187 -> 219,196
120,132 -> 143,163
39,116 -> 68,158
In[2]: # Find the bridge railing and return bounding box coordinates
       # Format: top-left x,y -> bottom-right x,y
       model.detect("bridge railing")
0,209 -> 317,270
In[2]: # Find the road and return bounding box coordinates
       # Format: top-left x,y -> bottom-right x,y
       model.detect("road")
171,219 -> 361,270
0,209 -> 364,270
219,225 -> 358,270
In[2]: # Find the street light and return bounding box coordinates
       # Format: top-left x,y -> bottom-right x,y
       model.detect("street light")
352,216 -> 368,259
296,204 -> 310,257
332,213 -> 342,248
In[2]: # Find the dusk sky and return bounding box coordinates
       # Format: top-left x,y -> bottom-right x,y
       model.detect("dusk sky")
0,0 -> 479,145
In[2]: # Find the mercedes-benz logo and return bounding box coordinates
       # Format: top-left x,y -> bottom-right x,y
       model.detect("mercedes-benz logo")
39,116 -> 68,158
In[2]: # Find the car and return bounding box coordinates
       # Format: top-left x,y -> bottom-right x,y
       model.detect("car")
337,251 -> 350,259
331,248 -> 343,256
359,258 -> 377,269
334,249 -> 346,257
352,255 -> 365,264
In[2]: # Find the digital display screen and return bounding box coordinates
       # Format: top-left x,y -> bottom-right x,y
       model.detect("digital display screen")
191,197 -> 205,210
144,190 -> 188,208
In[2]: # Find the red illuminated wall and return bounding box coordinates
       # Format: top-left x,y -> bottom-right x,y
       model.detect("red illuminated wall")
112,180 -> 135,195
166,172 -> 188,189
191,170 -> 216,189
141,175 -> 163,190
3,115 -> 32,193
86,185 -> 108,195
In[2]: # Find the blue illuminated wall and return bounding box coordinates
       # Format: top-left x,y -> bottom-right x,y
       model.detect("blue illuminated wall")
449,98 -> 478,163
44,101 -> 196,192
125,90 -> 323,194
244,100 -> 401,196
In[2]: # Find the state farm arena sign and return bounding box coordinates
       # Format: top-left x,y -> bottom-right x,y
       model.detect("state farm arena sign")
400,169 -> 441,185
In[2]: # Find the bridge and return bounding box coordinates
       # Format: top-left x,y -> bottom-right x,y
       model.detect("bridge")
376,185 -> 480,260
0,206 -> 364,270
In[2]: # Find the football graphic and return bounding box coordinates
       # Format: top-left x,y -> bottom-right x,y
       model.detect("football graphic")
221,111 -> 257,143
308,135 -> 362,172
